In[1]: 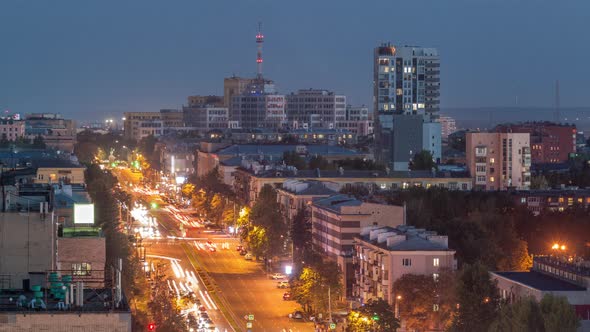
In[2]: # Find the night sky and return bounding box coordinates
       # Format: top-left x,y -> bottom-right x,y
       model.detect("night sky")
1,0 -> 589,121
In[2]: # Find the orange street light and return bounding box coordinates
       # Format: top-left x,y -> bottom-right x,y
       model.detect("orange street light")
560,245 -> 566,251
552,243 -> 559,250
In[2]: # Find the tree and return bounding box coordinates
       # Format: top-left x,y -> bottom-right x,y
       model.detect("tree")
409,150 -> 436,171
291,208 -> 312,272
32,135 -> 46,149
309,155 -> 331,170
489,297 -> 545,332
292,260 -> 342,315
392,271 -> 456,331
539,294 -> 580,332
451,263 -> 500,332
209,193 -> 224,224
347,299 -> 400,332
249,185 -> 287,257
283,151 -> 306,170
180,183 -> 195,198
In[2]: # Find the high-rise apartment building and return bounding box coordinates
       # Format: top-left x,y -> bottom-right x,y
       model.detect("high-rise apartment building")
466,132 -> 531,190
439,115 -> 457,139
374,44 -> 441,170
285,89 -> 346,129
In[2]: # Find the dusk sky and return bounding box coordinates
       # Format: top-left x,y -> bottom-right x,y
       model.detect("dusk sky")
1,0 -> 589,122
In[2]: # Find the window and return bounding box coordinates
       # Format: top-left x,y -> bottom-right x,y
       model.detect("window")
402,258 -> 412,266
490,176 -> 495,182
433,304 -> 440,312
489,158 -> 495,164
433,273 -> 439,281
72,263 -> 92,276
433,258 -> 440,267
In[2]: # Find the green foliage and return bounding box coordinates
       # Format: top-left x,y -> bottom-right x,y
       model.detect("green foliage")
409,149 -> 437,171
347,299 -> 399,332
283,151 -> 307,170
489,297 -> 545,332
249,185 -> 287,256
539,294 -> 580,332
291,208 -> 312,273
393,271 -> 456,331
450,262 -> 500,332
291,259 -> 342,315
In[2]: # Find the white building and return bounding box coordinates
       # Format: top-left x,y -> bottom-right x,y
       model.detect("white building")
285,89 -> 346,130
335,105 -> 374,137
353,225 -> 456,305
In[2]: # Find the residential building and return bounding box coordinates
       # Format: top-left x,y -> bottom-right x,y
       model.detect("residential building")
491,255 -> 590,330
34,160 -> 86,185
373,44 -> 441,171
234,165 -> 472,205
0,119 -> 25,141
512,188 -> 590,215
494,122 -> 576,164
276,180 -> 337,222
335,106 -> 374,137
439,115 -> 457,139
311,195 -> 405,296
285,89 -> 346,130
24,113 -> 76,152
466,132 -> 531,190
123,111 -> 162,141
353,225 -> 456,305
183,105 -> 229,133
229,79 -> 286,129
226,128 -> 358,146
159,109 -> 185,134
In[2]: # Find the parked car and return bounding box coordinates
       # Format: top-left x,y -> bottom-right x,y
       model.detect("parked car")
244,253 -> 253,260
289,311 -> 304,319
283,292 -> 292,300
277,281 -> 289,289
236,245 -> 243,252
239,250 -> 247,256
271,273 -> 286,280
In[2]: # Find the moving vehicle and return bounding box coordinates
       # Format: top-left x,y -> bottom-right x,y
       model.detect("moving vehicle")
236,245 -> 243,251
271,273 -> 286,280
289,311 -> 304,319
277,281 -> 289,289
244,253 -> 253,260
283,292 -> 292,300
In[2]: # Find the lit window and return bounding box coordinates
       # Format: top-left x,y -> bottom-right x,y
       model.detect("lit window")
490,177 -> 495,182
433,304 -> 440,312
433,273 -> 439,281
489,158 -> 495,164
384,67 -> 390,73
433,258 -> 440,267
72,263 -> 92,276
558,197 -> 564,203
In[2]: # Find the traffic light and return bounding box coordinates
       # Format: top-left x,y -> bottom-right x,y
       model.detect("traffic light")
372,314 -> 379,321
147,323 -> 156,331
150,202 -> 157,209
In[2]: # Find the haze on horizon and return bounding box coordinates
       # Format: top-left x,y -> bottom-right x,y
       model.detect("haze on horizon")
1,0 -> 589,122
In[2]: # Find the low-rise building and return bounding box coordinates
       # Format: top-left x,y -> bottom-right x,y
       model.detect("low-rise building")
123,111 -> 163,141
234,166 -> 472,205
439,115 -> 457,139
311,195 -> 405,296
34,160 -> 86,185
353,225 -> 456,305
25,113 -> 76,152
276,180 -> 337,222
491,255 -> 590,330
0,119 -> 25,141
466,132 -> 531,190
512,188 -> 590,215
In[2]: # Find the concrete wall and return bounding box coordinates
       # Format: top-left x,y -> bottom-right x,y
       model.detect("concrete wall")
35,168 -> 85,185
57,237 -> 106,287
0,312 -> 131,332
0,212 -> 55,289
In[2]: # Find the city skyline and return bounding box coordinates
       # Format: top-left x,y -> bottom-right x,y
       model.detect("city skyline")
1,1 -> 589,121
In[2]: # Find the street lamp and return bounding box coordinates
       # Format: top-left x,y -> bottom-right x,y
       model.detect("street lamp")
394,295 -> 402,319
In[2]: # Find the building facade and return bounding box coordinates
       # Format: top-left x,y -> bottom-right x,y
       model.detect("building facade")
159,109 -> 184,134
439,115 -> 457,139
224,76 -> 254,107
311,195 -> 405,296
373,44 -> 441,170
466,132 -> 531,190
494,122 -> 576,164
285,89 -> 346,130
183,105 -> 229,133
335,106 -> 374,137
25,114 -> 76,152
123,112 -> 163,141
353,225 -> 456,305
276,180 -> 337,222
0,119 -> 25,141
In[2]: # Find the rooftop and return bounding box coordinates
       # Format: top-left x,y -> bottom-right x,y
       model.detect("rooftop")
357,225 -> 452,252
0,288 -> 128,313
313,194 -> 362,213
493,271 -> 587,292
241,167 -> 469,179
218,144 -> 362,156
278,180 -> 337,196
34,159 -> 84,168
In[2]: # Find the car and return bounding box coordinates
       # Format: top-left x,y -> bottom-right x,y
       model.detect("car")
236,245 -> 243,251
198,305 -> 207,312
277,281 -> 289,289
289,311 -> 304,320
208,246 -> 216,252
283,292 -> 292,301
239,249 -> 247,256
244,253 -> 253,260
271,273 -> 286,280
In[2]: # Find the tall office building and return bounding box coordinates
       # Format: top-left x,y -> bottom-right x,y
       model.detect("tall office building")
285,89 -> 346,129
373,44 -> 441,170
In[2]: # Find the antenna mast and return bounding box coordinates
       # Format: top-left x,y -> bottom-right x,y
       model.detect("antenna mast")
256,22 -> 264,80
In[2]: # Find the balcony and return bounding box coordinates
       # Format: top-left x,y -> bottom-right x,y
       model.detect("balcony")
475,147 -> 487,157
426,77 -> 440,83
425,62 -> 440,68
425,92 -> 440,98
425,107 -> 440,112
426,70 -> 440,75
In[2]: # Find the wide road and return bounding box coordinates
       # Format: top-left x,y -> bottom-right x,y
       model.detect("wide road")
149,208 -> 316,332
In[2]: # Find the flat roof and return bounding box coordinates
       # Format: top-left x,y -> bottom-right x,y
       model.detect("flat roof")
493,271 -> 587,291
218,144 -> 362,156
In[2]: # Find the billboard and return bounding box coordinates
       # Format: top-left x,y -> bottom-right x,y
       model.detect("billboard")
74,204 -> 95,224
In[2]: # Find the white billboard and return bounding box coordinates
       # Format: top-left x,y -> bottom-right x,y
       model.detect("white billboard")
74,204 -> 95,224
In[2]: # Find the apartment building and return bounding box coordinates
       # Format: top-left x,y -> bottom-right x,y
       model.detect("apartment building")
353,225 -> 456,305
123,111 -> 163,141
0,119 -> 25,141
311,195 -> 405,296
24,113 -> 76,152
466,132 -> 531,190
494,122 -> 576,164
335,105 -> 374,137
276,180 -> 337,222
439,115 -> 457,139
285,89 -> 346,130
